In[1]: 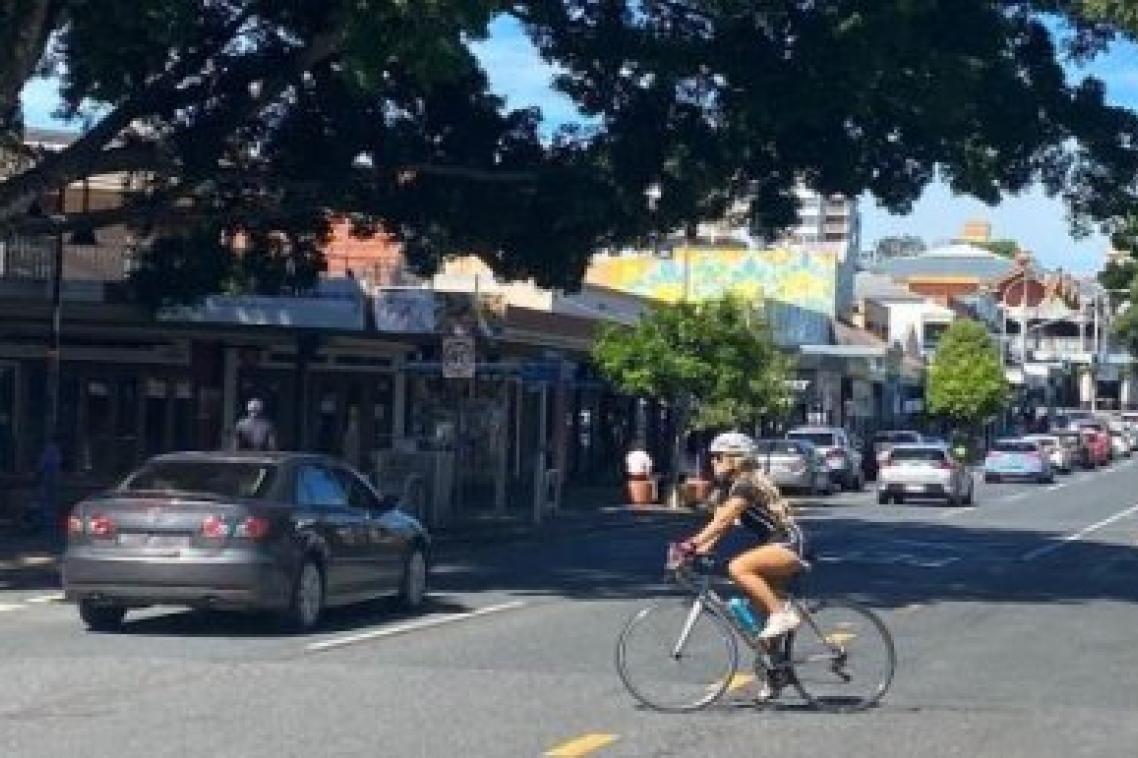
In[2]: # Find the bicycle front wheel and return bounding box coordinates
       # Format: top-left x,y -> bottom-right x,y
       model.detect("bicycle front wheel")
615,598 -> 739,712
787,599 -> 896,712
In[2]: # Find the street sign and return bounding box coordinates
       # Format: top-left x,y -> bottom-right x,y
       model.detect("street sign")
441,336 -> 476,379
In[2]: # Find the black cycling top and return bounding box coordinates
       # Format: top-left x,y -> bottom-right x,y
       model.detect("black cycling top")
719,472 -> 805,556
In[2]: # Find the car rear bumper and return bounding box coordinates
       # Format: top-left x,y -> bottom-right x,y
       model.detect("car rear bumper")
769,471 -> 815,490
62,550 -> 291,610
984,468 -> 1046,479
879,482 -> 950,498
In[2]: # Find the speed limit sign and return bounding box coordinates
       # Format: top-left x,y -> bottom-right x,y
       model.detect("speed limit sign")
442,336 -> 476,379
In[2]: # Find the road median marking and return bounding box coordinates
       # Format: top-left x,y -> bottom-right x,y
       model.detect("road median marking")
305,600 -> 526,652
545,733 -> 619,757
1021,503 -> 1138,561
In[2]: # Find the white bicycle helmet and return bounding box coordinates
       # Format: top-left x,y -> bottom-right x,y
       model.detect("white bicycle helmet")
708,431 -> 757,458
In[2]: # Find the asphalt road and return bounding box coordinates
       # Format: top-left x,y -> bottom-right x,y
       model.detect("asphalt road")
3,458 -> 1138,757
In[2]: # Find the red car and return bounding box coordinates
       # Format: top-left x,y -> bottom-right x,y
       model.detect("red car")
1077,423 -> 1111,466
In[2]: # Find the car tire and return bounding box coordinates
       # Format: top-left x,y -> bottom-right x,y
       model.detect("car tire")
78,601 -> 126,632
282,558 -> 325,633
877,492 -> 889,505
895,495 -> 906,505
985,474 -> 998,484
397,545 -> 429,611
963,483 -> 974,506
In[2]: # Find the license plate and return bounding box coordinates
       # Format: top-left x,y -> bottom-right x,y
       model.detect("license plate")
118,533 -> 190,550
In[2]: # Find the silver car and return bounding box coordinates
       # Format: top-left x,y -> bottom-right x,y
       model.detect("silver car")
877,444 -> 974,506
1023,434 -> 1074,474
63,452 -> 431,633
786,426 -> 864,491
755,439 -> 835,496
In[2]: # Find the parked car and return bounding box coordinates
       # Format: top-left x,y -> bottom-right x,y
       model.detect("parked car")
755,439 -> 835,495
785,427 -> 864,491
1054,430 -> 1095,470
1075,421 -> 1112,466
877,444 -> 973,506
984,439 -> 1054,483
1109,429 -> 1133,459
63,452 -> 431,633
1022,434 -> 1074,474
868,430 -> 923,481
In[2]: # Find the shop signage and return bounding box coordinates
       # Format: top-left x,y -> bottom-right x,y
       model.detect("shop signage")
441,336 -> 476,379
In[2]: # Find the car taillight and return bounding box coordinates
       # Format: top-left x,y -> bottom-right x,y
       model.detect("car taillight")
235,516 -> 270,540
937,460 -> 953,470
88,514 -> 115,538
201,515 -> 230,540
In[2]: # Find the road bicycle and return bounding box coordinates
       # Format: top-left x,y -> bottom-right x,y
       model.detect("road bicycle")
615,543 -> 895,713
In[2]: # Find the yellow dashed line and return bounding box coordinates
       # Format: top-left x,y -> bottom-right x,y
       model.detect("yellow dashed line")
545,733 -> 619,757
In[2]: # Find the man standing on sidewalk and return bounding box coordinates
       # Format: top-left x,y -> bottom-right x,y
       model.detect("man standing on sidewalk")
232,399 -> 278,452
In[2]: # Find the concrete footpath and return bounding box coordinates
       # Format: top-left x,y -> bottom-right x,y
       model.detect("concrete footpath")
0,504 -> 699,591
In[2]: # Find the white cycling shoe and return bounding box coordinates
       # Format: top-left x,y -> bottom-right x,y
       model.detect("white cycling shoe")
758,604 -> 801,640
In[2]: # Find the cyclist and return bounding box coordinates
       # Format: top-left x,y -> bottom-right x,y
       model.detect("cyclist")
679,431 -> 807,641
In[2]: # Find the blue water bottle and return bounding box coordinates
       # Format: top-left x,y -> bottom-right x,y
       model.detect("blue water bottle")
727,597 -> 760,634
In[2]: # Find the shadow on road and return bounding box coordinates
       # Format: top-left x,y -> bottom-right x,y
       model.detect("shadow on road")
428,515 -> 1138,611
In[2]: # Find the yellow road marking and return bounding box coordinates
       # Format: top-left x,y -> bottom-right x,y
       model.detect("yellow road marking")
825,631 -> 857,645
545,733 -> 619,756
726,672 -> 756,692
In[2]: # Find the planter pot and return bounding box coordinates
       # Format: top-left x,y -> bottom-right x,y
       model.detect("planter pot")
685,478 -> 713,504
627,476 -> 655,506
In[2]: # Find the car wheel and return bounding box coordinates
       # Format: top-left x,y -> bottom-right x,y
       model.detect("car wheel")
397,546 -> 429,611
963,483 -> 974,506
78,601 -> 126,632
946,491 -> 959,507
282,558 -> 325,633
985,474 -> 998,484
895,495 -> 906,505
877,492 -> 889,505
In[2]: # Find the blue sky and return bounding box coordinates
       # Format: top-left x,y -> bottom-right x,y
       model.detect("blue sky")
24,15 -> 1138,273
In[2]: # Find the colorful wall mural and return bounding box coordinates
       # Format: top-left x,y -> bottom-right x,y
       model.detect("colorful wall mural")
585,247 -> 842,345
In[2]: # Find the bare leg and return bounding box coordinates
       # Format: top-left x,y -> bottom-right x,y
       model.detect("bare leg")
728,545 -> 802,616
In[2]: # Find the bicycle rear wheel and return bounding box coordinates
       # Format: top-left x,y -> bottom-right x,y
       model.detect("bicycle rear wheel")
787,599 -> 895,712
615,598 -> 739,712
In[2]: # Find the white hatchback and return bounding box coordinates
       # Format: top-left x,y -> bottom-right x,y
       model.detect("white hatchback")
877,444 -> 974,506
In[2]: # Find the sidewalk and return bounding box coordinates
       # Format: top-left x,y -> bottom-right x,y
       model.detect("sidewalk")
0,504 -> 697,591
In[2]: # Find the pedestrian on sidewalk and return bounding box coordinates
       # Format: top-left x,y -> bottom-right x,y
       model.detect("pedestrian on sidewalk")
232,399 -> 278,452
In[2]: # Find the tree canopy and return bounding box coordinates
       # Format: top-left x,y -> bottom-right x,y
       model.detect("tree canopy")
592,296 -> 793,431
5,2 -> 1138,297
926,319 -> 1008,429
977,239 -> 1022,259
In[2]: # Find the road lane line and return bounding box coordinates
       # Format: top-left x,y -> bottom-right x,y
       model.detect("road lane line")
1002,492 -> 1029,502
24,593 -> 64,604
1021,503 -> 1138,562
545,733 -> 619,757
940,507 -> 976,519
305,600 -> 527,652
0,603 -> 22,613
1046,483 -> 1067,492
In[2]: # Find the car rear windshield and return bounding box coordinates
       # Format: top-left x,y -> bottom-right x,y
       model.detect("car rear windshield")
874,432 -> 920,444
787,432 -> 835,446
756,441 -> 807,456
992,441 -> 1037,453
122,460 -> 277,499
887,448 -> 945,463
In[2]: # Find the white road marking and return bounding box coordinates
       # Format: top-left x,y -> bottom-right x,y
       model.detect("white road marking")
305,600 -> 528,652
0,603 -> 22,613
24,593 -> 64,604
1046,483 -> 1067,492
1021,503 -> 1138,562
1002,492 -> 1029,502
940,507 -> 977,519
